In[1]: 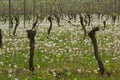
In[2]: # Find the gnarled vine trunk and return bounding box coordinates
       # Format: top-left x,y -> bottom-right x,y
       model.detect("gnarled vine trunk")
47,16 -> 53,38
13,16 -> 20,36
54,14 -> 60,27
88,27 -> 105,75
103,20 -> 107,30
80,14 -> 87,36
27,30 -> 36,72
31,15 -> 39,30
0,29 -> 2,48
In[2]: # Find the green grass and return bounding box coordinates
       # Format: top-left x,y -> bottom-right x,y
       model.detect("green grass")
0,23 -> 120,80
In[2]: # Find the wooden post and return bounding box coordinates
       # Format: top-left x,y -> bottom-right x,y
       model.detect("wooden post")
9,0 -> 12,28
24,0 -> 26,28
33,0 -> 35,22
27,30 -> 36,72
118,0 -> 120,22
88,27 -> 105,75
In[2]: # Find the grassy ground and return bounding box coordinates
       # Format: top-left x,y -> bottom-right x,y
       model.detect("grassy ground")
0,17 -> 120,80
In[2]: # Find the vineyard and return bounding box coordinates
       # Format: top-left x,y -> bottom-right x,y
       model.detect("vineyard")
0,0 -> 120,80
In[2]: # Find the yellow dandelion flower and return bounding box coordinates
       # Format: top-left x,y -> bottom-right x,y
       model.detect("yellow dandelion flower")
38,76 -> 42,79
96,71 -> 99,74
24,78 -> 28,80
88,70 -> 92,74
